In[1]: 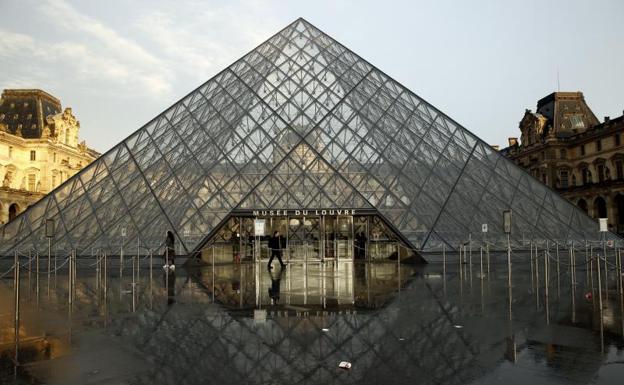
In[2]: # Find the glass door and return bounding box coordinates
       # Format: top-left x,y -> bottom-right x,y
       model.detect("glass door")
287,215 -> 320,261
336,215 -> 353,260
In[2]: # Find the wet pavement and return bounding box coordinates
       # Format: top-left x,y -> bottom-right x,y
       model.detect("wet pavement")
0,252 -> 623,384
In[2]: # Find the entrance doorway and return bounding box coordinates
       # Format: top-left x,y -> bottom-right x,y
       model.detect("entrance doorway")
200,211 -> 410,264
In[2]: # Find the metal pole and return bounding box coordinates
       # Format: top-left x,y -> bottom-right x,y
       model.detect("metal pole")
486,242 -> 490,278
96,250 -> 100,296
572,244 -> 576,289
149,250 -> 153,310
68,251 -> 73,307
136,240 -> 140,284
442,243 -> 446,296
397,244 -> 401,294
120,237 -> 124,278
604,235 -> 608,302
535,244 -> 540,310
545,249 -> 549,324
72,250 -> 78,300
586,241 -> 590,288
618,248 -> 624,336
458,244 -> 463,283
13,251 -> 20,370
468,244 -> 473,290
616,247 -> 621,296
212,245 -> 215,303
507,233 -> 512,320
35,250 -> 39,301
590,245 -> 594,295
480,246 -> 483,280
165,258 -> 169,304
132,255 -> 136,312
556,243 -> 560,299
530,242 -> 534,291
597,254 -> 604,353
27,253 -> 31,302
571,247 -> 576,323
47,238 -> 51,283
104,251 -> 107,301
469,234 -> 472,266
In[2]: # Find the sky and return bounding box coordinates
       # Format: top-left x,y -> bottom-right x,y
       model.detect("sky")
1,0 -> 623,153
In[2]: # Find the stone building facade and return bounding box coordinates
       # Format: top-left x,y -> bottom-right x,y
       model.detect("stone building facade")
501,91 -> 624,233
0,89 -> 99,224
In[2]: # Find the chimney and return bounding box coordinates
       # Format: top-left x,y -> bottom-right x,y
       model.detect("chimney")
508,137 -> 518,147
491,145 -> 500,151
605,116 -> 610,122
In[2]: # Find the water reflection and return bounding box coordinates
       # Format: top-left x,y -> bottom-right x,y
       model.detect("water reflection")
0,257 -> 623,384
193,261 -> 416,311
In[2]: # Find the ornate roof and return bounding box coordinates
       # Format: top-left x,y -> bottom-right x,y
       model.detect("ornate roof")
0,89 -> 62,138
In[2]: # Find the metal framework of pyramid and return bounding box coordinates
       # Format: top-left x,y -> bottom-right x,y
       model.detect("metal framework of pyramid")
0,18 -> 613,257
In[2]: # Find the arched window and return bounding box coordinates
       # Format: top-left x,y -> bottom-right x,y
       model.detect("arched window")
593,197 -> 607,219
8,203 -> 19,221
577,199 -> 588,214
559,169 -> 569,188
615,194 -> 624,228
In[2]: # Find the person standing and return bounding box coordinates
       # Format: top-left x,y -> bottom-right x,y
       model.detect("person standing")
164,230 -> 175,269
355,232 -> 367,259
268,231 -> 286,270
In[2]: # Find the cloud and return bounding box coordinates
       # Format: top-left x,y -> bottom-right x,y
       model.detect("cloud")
12,0 -> 175,96
133,0 -> 279,81
0,31 -> 36,54
2,0 -> 282,99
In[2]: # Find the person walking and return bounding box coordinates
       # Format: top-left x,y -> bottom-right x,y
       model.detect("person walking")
164,230 -> 175,270
268,231 -> 286,270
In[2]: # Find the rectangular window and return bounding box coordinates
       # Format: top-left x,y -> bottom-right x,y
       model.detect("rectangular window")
582,168 -> 589,184
8,146 -> 12,159
617,160 -> 624,180
560,170 -> 569,188
542,173 -> 547,184
580,145 -> 585,156
596,140 -> 602,152
569,115 -> 585,129
30,150 -> 36,161
616,134 -> 621,146
560,148 -> 566,159
53,152 -> 56,163
28,174 -> 36,192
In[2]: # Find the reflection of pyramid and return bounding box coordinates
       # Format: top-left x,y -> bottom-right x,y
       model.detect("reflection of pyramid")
0,18 -> 613,256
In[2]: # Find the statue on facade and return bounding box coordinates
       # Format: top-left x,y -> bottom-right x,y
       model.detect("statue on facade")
2,172 -> 11,188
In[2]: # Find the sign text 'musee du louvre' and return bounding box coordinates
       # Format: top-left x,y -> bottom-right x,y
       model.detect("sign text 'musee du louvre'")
252,209 -> 357,217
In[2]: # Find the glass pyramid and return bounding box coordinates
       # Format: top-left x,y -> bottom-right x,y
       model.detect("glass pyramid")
0,18 -> 612,257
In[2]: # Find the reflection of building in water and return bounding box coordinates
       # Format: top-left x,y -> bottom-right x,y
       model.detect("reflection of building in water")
195,261 -> 416,310
108,268 -> 492,385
